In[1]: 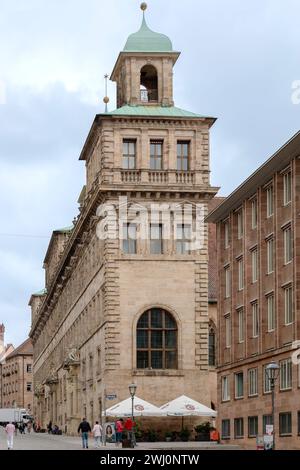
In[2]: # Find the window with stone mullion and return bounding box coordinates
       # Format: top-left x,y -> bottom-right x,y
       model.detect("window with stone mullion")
123,140 -> 136,169
137,310 -> 177,370
150,141 -> 163,170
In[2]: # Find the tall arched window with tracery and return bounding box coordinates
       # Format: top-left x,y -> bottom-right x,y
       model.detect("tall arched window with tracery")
209,323 -> 216,366
136,308 -> 178,369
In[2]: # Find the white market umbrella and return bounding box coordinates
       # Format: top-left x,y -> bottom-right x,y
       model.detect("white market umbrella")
104,396 -> 164,417
160,395 -> 217,418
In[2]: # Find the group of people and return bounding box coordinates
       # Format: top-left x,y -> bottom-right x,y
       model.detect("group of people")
77,418 -> 102,449
47,421 -> 61,435
77,417 -> 135,449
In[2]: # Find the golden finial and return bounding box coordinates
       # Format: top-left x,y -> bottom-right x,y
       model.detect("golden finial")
140,2 -> 147,11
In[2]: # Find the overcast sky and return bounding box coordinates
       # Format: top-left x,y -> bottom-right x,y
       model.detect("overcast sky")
0,0 -> 299,346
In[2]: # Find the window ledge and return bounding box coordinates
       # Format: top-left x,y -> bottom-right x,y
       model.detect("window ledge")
133,369 -> 184,377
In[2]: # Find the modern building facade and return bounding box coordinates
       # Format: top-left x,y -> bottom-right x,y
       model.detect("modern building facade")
1,338 -> 33,411
208,131 -> 300,449
29,6 -> 219,434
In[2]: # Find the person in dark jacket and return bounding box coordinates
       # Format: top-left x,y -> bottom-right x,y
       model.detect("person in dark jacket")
78,418 -> 92,449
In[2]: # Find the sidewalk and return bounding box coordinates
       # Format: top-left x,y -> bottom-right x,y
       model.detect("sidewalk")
0,427 -> 239,450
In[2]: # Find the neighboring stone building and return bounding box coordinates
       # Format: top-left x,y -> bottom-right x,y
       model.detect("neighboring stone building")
29,6 -> 219,434
0,324 -> 14,408
207,131 -> 300,449
1,338 -> 33,411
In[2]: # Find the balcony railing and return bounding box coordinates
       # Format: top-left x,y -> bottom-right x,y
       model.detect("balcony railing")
121,170 -> 141,183
118,170 -> 197,186
176,171 -> 195,184
140,89 -> 158,102
148,171 -> 168,184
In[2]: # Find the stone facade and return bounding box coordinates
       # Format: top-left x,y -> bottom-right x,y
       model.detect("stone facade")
29,11 -> 219,434
0,324 -> 15,408
1,338 -> 33,411
207,131 -> 300,449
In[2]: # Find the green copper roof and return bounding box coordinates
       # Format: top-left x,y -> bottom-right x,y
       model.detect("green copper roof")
33,288 -> 47,297
54,226 -> 73,234
124,14 -> 173,52
104,105 -> 205,118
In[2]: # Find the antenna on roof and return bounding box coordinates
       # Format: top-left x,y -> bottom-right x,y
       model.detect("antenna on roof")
103,74 -> 110,113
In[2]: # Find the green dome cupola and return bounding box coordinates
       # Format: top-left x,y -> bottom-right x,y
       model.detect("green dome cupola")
123,4 -> 173,53
111,3 -> 180,108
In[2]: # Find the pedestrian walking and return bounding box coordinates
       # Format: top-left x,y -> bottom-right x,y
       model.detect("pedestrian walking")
78,417 -> 91,449
115,418 -> 124,447
47,420 -> 52,434
5,422 -> 16,450
92,421 -> 103,448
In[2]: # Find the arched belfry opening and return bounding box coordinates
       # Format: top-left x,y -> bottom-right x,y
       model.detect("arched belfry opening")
140,65 -> 158,103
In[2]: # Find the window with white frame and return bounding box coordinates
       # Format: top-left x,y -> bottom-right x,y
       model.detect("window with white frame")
267,185 -> 274,217
224,221 -> 230,249
283,226 -> 293,264
280,358 -> 292,390
238,258 -> 244,291
251,249 -> 258,283
237,210 -> 243,239
283,171 -> 292,206
225,266 -> 230,299
222,376 -> 230,401
248,368 -> 258,396
267,294 -> 275,332
235,372 -> 244,398
237,308 -> 244,343
225,315 -> 231,348
263,365 -> 271,393
251,199 -> 257,229
284,285 -> 293,325
266,238 -> 274,274
252,302 -> 259,338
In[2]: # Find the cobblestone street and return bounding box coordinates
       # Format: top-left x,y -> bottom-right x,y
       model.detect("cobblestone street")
0,428 -> 239,451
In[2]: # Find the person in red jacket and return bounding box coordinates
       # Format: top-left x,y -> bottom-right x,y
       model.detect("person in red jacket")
124,417 -> 136,447
115,418 -> 124,447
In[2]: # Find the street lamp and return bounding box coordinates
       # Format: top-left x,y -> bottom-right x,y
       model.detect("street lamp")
265,361 -> 280,450
129,383 -> 137,447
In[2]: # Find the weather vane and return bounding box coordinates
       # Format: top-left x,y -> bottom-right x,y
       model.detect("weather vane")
103,74 -> 109,113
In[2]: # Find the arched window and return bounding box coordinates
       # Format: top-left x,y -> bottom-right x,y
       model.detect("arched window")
209,324 -> 216,366
136,308 -> 177,369
140,65 -> 158,102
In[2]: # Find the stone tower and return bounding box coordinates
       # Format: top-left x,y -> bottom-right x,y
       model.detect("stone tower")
30,5 -> 218,434
0,324 -> 4,355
